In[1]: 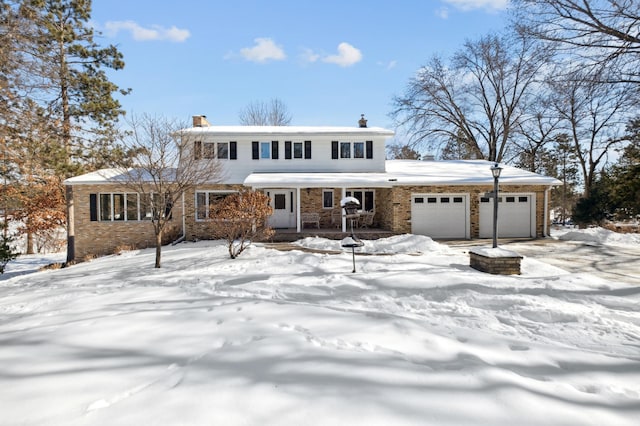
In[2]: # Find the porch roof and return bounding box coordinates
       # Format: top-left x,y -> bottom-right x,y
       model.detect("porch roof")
244,160 -> 561,188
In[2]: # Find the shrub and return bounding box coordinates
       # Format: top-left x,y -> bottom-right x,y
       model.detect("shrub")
207,190 -> 275,259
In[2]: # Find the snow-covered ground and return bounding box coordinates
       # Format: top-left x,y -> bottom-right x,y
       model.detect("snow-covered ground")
1,231 -> 639,425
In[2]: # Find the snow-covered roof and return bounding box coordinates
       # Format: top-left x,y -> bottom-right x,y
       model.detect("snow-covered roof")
244,160 -> 562,188
65,160 -> 560,187
63,168 -> 177,185
180,125 -> 395,138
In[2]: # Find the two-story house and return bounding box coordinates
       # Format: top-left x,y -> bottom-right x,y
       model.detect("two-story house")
64,115 -> 560,260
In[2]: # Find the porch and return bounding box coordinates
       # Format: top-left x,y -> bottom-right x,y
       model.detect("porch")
269,227 -> 396,243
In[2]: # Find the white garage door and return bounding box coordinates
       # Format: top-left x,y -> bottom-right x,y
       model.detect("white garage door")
411,194 -> 469,239
479,194 -> 534,238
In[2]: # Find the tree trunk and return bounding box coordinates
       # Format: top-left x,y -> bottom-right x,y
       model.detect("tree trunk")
26,231 -> 34,255
155,231 -> 162,268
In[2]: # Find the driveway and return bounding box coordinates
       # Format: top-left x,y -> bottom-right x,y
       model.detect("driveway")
443,238 -> 640,285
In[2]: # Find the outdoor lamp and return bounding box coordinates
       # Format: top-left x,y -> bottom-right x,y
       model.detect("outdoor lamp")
491,163 -> 502,248
491,163 -> 503,179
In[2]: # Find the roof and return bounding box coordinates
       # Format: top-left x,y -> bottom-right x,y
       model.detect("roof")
65,160 -> 561,187
244,160 -> 562,188
179,125 -> 395,138
63,168 -> 177,185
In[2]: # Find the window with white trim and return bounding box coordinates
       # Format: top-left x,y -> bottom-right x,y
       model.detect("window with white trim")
346,189 -> 375,212
340,142 -> 351,158
96,193 -> 142,221
332,140 -> 373,159
195,191 -> 235,220
353,142 -> 364,158
322,190 -> 334,209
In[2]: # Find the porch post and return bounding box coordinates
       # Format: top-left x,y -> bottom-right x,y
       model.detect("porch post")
296,187 -> 301,233
341,187 -> 347,232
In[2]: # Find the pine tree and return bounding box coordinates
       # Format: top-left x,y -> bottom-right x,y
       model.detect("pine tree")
3,0 -> 130,261
607,119 -> 640,220
0,223 -> 18,274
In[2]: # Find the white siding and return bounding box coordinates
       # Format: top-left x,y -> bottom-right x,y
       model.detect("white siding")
184,134 -> 389,184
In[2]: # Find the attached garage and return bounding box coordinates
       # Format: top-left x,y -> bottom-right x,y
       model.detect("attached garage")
479,193 -> 535,238
411,193 -> 470,239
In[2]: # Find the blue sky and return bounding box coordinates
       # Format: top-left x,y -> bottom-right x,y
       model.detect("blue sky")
91,0 -> 510,132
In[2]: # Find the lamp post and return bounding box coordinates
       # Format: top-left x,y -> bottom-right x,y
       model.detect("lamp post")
491,163 -> 503,248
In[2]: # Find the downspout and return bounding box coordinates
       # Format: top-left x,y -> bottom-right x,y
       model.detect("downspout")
181,191 -> 186,239
171,191 -> 187,245
543,187 -> 549,237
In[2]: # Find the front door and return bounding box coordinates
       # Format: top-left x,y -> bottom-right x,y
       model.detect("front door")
267,190 -> 296,228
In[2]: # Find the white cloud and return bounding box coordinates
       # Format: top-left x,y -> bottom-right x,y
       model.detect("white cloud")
436,7 -> 450,19
442,0 -> 509,11
322,42 -> 363,67
377,60 -> 397,70
104,20 -> 190,42
299,48 -> 321,64
239,38 -> 286,63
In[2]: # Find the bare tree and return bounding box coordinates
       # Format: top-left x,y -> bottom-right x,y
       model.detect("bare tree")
392,32 -> 550,162
512,92 -> 563,172
548,66 -> 638,197
116,114 -> 224,268
239,98 -> 292,126
512,0 -> 640,83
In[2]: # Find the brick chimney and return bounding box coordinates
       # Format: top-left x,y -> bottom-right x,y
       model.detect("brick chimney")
192,115 -> 211,127
358,114 -> 368,128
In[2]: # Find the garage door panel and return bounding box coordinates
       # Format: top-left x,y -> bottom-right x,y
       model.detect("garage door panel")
412,194 -> 468,239
479,194 -> 533,238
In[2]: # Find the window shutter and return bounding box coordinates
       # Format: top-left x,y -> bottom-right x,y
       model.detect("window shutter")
252,141 -> 259,160
304,140 -> 312,159
194,141 -> 202,160
272,141 -> 279,159
89,194 -> 98,221
165,198 -> 173,220
366,140 -> 373,159
229,141 -> 237,160
285,141 -> 292,159
331,141 -> 339,159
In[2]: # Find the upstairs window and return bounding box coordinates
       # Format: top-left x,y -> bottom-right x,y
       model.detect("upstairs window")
340,142 -> 351,158
332,140 -> 373,159
254,141 -> 279,159
286,141 -> 312,159
203,142 -> 216,159
217,142 -> 229,159
354,142 -> 364,158
195,141 -> 235,160
260,142 -> 270,159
